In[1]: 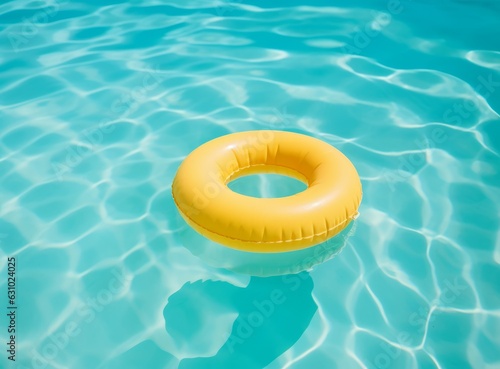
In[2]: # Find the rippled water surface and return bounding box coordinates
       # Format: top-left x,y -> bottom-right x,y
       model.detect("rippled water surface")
1,0 -> 499,368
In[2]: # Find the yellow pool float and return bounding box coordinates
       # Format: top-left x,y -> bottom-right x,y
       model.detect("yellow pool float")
172,130 -> 362,253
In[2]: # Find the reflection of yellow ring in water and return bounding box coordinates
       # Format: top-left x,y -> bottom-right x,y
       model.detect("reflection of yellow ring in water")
172,130 -> 362,253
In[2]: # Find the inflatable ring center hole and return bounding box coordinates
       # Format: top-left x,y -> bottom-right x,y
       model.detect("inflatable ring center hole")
227,173 -> 308,198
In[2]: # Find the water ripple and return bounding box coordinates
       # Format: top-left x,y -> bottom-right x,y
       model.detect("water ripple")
1,1 -> 499,369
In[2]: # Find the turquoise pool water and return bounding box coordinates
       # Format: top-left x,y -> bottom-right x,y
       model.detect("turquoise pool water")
1,0 -> 499,368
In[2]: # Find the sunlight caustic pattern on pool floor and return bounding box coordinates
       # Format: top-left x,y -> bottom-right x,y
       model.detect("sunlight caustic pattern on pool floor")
0,0 -> 499,368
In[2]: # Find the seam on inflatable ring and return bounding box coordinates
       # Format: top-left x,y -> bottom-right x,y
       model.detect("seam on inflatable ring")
172,192 -> 359,244
224,162 -> 308,184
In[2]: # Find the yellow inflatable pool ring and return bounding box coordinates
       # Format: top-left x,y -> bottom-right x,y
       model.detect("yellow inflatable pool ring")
172,130 -> 362,253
